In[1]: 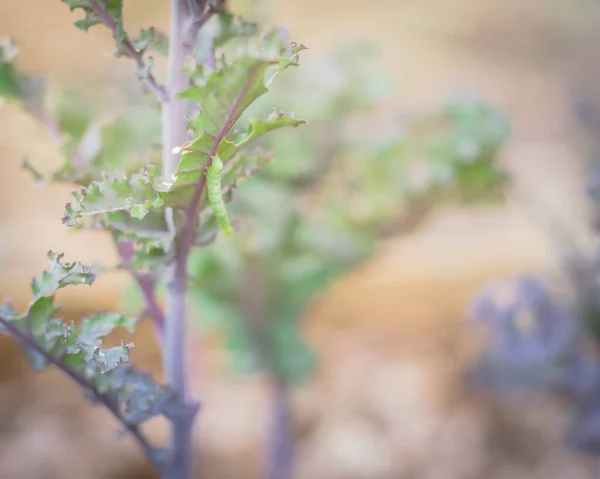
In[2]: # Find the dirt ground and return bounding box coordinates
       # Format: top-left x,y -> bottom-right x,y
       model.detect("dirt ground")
1,0 -> 600,477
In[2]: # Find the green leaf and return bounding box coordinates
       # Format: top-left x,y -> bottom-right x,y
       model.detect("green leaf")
52,104 -> 162,186
51,89 -> 96,141
129,27 -> 169,56
102,210 -> 171,244
31,251 -> 95,301
70,340 -> 132,374
234,109 -> 306,149
8,252 -> 96,364
0,37 -> 20,99
213,11 -> 258,49
70,312 -> 136,373
60,170 -> 175,272
214,148 -> 276,219
0,253 -> 183,431
0,37 -> 45,111
167,28 -> 306,205
80,312 -> 136,337
61,170 -> 165,227
99,365 -> 182,424
61,0 -> 123,33
27,296 -> 61,336
1,252 -> 96,366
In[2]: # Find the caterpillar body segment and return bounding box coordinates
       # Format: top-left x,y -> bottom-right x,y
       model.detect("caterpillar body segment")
206,156 -> 233,236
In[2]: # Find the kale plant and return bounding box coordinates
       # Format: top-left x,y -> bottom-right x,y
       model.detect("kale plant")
0,1 -> 511,478
1,1 -> 308,477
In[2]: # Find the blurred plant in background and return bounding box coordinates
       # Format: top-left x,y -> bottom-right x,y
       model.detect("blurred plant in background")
466,123 -> 600,457
467,272 -> 600,455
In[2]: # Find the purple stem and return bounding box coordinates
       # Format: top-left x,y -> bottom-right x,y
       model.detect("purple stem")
161,1 -> 209,476
64,2 -> 222,476
268,377 -> 294,479
114,239 -> 165,346
135,274 -> 166,339
240,256 -> 296,479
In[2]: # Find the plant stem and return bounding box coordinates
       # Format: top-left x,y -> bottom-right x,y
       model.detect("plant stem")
87,1 -> 224,475
240,254 -> 295,479
164,257 -> 197,479
162,1 -> 200,478
268,375 -> 294,479
133,272 -> 166,339
162,0 -> 194,178
115,239 -> 165,346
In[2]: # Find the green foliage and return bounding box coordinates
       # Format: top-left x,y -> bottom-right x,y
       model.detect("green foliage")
0,37 -> 21,99
0,252 -> 182,432
52,28 -> 306,273
60,0 -> 168,95
0,37 -> 45,112
423,99 -> 510,200
62,171 -> 164,226
3,19 -> 308,295
172,29 -> 306,205
61,0 -> 168,57
52,100 -> 162,185
62,0 -> 123,33
31,250 -> 95,299
130,27 -> 169,57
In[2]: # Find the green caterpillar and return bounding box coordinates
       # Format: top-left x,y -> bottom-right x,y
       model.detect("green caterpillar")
206,155 -> 233,236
